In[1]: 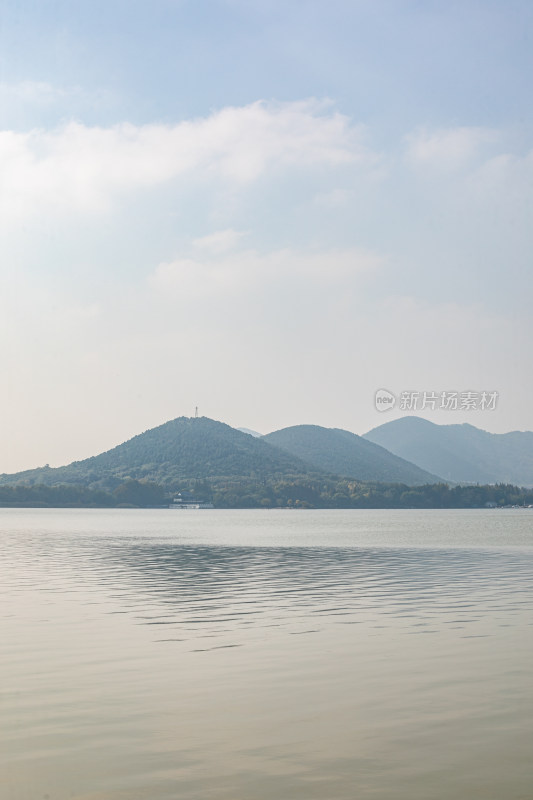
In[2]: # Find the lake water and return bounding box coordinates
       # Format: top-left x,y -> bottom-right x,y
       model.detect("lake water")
1,508 -> 532,800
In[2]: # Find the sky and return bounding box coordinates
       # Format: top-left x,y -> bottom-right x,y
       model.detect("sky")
1,0 -> 532,472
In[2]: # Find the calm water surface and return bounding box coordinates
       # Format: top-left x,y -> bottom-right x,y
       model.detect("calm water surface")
1,508 -> 532,799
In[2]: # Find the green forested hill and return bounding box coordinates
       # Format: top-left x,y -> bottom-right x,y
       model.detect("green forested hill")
363,416 -> 533,487
263,424 -> 443,485
0,417 -> 314,490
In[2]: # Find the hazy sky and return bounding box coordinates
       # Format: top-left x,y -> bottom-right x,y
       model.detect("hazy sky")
1,0 -> 532,472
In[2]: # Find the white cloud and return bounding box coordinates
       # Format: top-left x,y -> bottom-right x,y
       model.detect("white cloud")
405,126 -> 498,168
0,100 -> 371,226
192,229 -> 246,254
0,80 -> 69,106
468,147 -> 533,193
150,244 -> 383,299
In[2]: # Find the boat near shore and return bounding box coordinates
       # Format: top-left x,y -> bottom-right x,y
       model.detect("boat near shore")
169,493 -> 214,509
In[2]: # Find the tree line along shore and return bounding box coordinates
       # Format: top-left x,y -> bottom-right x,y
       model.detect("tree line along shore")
1,477 -> 532,509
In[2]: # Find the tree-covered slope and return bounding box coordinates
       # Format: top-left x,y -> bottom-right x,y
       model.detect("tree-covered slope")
263,425 -> 443,485
0,417 -> 314,490
363,416 -> 533,486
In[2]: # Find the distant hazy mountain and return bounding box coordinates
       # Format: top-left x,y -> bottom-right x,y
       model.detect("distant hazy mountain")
236,427 -> 263,437
0,417 -> 312,490
363,416 -> 533,486
263,425 -> 443,485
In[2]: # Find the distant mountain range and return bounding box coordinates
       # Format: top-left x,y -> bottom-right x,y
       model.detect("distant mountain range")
0,415 -> 442,490
364,416 -> 533,487
236,427 -> 262,438
263,425 -> 441,485
2,415 -> 532,492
